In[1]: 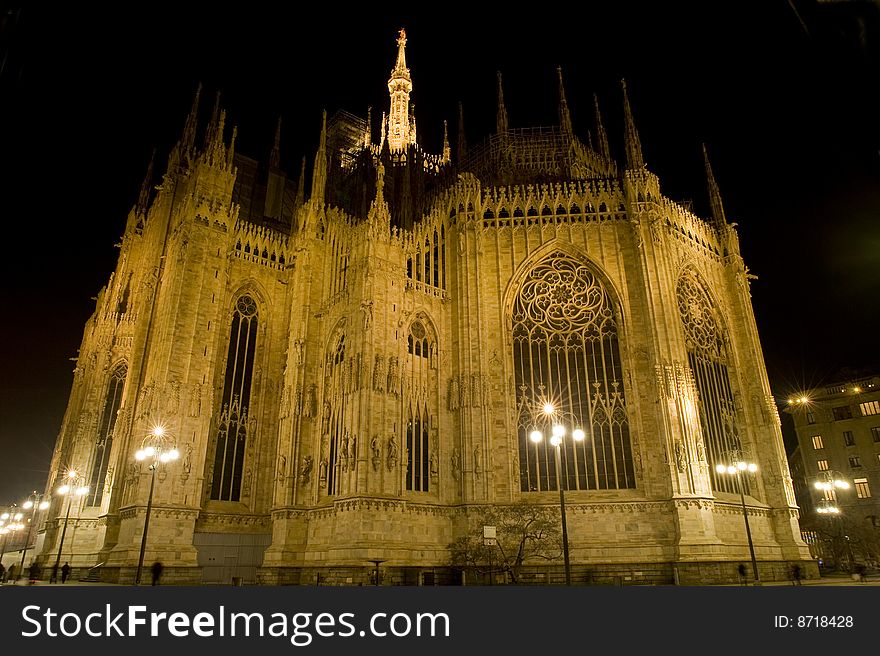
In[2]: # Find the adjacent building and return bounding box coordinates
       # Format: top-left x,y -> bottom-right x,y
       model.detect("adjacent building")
787,374 -> 880,566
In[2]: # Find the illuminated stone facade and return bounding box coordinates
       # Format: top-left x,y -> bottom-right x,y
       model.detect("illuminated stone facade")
41,30 -> 812,584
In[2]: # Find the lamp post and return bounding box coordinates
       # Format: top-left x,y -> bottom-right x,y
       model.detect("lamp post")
813,471 -> 851,570
134,425 -> 179,585
715,450 -> 759,584
17,492 -> 50,581
528,402 -> 586,586
51,470 -> 90,583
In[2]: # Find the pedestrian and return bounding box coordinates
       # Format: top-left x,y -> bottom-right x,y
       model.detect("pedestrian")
737,563 -> 747,585
854,564 -> 866,584
0,562 -> 6,583
151,561 -> 163,586
28,562 -> 41,585
7,563 -> 15,583
791,564 -> 802,586
61,562 -> 71,584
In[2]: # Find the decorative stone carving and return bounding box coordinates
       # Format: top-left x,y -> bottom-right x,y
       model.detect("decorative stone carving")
371,435 -> 382,471
373,354 -> 385,393
181,443 -> 193,481
299,455 -> 313,485
448,377 -> 459,411
451,447 -> 461,480
387,357 -> 399,396
277,454 -> 287,481
674,440 -> 687,473
293,338 -> 305,366
429,439 -> 439,481
166,380 -> 180,415
242,467 -> 252,497
304,384 -> 316,418
188,383 -> 202,417
361,301 -> 373,331
473,445 -> 483,477
387,434 -> 399,470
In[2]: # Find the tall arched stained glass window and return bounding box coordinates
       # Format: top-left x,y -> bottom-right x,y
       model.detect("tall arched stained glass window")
86,362 -> 127,506
676,270 -> 740,494
513,252 -> 635,492
211,295 -> 259,501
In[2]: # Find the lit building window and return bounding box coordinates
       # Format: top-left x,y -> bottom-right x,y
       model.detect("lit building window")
817,460 -> 829,471
513,252 -> 635,492
210,295 -> 259,501
859,401 -> 880,416
811,435 -> 824,450
843,431 -> 855,447
849,456 -> 862,468
832,405 -> 853,421
854,478 -> 871,499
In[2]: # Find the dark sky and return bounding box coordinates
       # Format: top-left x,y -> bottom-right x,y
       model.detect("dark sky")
0,3 -> 878,503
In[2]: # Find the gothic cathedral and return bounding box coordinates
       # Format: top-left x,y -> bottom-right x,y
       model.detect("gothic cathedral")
41,30 -> 813,584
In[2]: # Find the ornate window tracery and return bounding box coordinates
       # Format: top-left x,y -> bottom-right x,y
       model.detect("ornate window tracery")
210,295 -> 259,501
326,334 -> 347,495
406,403 -> 430,492
404,320 -> 435,492
86,362 -> 127,506
676,270 -> 741,494
513,252 -> 635,492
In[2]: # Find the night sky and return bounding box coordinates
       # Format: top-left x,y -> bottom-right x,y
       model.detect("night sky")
1,3 -> 878,504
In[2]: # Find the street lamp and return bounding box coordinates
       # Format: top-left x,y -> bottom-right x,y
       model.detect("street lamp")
715,450 -> 760,584
134,425 -> 179,585
813,471 -> 852,570
51,470 -> 90,583
528,403 -> 586,586
1,506 -> 26,570
17,492 -> 50,581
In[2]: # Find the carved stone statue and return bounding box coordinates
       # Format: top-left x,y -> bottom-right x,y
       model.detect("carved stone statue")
429,441 -> 439,479
387,434 -> 399,470
674,440 -> 686,472
474,445 -> 483,477
277,454 -> 287,480
299,455 -> 313,485
451,447 -> 461,480
371,435 -> 381,471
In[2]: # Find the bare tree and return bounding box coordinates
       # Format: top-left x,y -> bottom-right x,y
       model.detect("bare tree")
450,502 -> 563,583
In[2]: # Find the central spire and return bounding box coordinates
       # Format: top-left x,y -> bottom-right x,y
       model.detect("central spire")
387,28 -> 414,151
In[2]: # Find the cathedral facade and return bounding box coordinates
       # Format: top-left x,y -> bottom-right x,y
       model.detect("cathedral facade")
40,31 -> 813,584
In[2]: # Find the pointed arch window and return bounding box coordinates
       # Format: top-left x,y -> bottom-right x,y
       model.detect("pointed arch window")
86,363 -> 127,506
326,334 -> 347,495
513,252 -> 635,492
406,403 -> 430,492
211,295 -> 259,501
676,270 -> 740,494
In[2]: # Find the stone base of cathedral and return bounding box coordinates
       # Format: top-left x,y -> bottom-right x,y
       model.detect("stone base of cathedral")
88,559 -> 817,586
